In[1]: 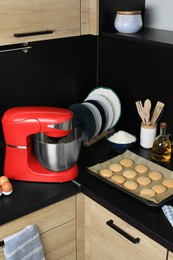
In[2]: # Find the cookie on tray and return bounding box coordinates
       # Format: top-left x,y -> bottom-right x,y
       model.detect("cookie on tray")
162,178 -> 173,188
140,188 -> 156,198
99,169 -> 113,178
137,176 -> 151,186
148,171 -> 163,181
120,158 -> 134,167
123,169 -> 137,179
152,184 -> 167,194
109,163 -> 123,173
124,180 -> 138,190
134,164 -> 149,174
111,175 -> 125,184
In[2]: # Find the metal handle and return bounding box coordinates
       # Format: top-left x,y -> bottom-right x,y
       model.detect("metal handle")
0,43 -> 32,54
14,30 -> 53,38
106,219 -> 140,244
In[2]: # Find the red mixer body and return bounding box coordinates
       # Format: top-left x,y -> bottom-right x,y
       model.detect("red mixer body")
1,106 -> 79,182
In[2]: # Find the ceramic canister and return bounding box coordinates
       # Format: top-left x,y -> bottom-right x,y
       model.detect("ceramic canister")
114,11 -> 143,34
140,122 -> 157,149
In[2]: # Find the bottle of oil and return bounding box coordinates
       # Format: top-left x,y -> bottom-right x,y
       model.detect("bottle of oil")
151,122 -> 171,162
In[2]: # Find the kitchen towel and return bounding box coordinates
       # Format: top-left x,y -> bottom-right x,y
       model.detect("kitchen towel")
162,205 -> 173,227
3,224 -> 46,260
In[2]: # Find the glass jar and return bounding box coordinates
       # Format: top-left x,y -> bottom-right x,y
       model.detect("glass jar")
114,11 -> 143,34
151,122 -> 172,162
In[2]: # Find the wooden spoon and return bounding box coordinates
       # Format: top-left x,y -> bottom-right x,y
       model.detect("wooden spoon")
144,99 -> 151,125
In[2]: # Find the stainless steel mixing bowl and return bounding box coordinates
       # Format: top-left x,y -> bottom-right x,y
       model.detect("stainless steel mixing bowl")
33,128 -> 81,171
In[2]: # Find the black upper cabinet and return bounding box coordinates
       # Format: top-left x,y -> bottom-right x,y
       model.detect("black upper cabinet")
100,0 -> 173,48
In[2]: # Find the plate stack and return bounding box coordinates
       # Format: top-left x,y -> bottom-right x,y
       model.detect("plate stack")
69,87 -> 121,142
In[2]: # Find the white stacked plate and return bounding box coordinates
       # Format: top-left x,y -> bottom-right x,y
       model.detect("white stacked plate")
84,93 -> 113,132
82,102 -> 102,137
85,86 -> 122,130
69,87 -> 121,142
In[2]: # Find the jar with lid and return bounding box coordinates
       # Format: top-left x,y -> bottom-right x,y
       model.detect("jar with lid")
114,11 -> 143,34
151,122 -> 172,162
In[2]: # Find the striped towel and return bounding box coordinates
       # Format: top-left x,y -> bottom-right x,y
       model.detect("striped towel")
3,224 -> 46,260
162,205 -> 173,227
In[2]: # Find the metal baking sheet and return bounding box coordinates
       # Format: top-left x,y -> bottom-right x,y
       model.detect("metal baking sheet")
87,150 -> 173,207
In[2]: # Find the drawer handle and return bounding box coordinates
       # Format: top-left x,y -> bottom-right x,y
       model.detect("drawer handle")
14,30 -> 53,38
106,219 -> 140,244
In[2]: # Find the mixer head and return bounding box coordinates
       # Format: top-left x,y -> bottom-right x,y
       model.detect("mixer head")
2,106 -> 73,146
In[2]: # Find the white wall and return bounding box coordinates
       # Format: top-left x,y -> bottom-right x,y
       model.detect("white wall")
145,0 -> 173,31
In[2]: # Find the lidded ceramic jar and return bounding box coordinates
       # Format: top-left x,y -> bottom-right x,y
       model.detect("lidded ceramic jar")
114,11 -> 143,33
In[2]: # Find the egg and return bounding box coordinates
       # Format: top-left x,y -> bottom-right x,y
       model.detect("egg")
0,176 -> 9,186
2,181 -> 13,195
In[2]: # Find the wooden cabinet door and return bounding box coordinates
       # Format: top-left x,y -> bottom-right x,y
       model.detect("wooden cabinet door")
0,196 -> 76,260
81,0 -> 99,35
85,196 -> 167,260
0,0 -> 80,46
168,251 -> 173,259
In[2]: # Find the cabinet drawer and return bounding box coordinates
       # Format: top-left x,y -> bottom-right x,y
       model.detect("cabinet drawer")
42,219 -> 76,260
0,196 -> 75,259
0,219 -> 76,260
0,0 -> 80,45
85,196 -> 167,260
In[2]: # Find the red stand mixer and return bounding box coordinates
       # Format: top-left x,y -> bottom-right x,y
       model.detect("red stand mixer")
1,106 -> 81,182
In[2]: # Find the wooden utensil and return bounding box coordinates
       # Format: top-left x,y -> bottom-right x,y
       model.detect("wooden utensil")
143,99 -> 151,125
150,101 -> 164,125
135,101 -> 145,124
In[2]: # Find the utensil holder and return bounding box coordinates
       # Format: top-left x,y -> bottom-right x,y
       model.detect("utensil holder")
140,122 -> 157,149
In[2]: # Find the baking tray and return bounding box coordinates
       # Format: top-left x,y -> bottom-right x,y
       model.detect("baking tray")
87,150 -> 173,207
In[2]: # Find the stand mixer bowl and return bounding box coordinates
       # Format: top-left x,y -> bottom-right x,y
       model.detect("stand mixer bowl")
33,128 -> 81,172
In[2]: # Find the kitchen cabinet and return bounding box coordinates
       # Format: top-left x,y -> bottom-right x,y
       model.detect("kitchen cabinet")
0,195 -> 76,260
0,0 -> 99,46
0,190 -> 172,259
84,195 -> 168,260
81,0 -> 99,36
0,0 -> 80,46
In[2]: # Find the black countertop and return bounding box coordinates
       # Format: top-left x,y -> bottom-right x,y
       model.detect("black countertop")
1,138 -> 173,252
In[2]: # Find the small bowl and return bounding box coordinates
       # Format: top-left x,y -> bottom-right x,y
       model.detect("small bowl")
106,131 -> 137,152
